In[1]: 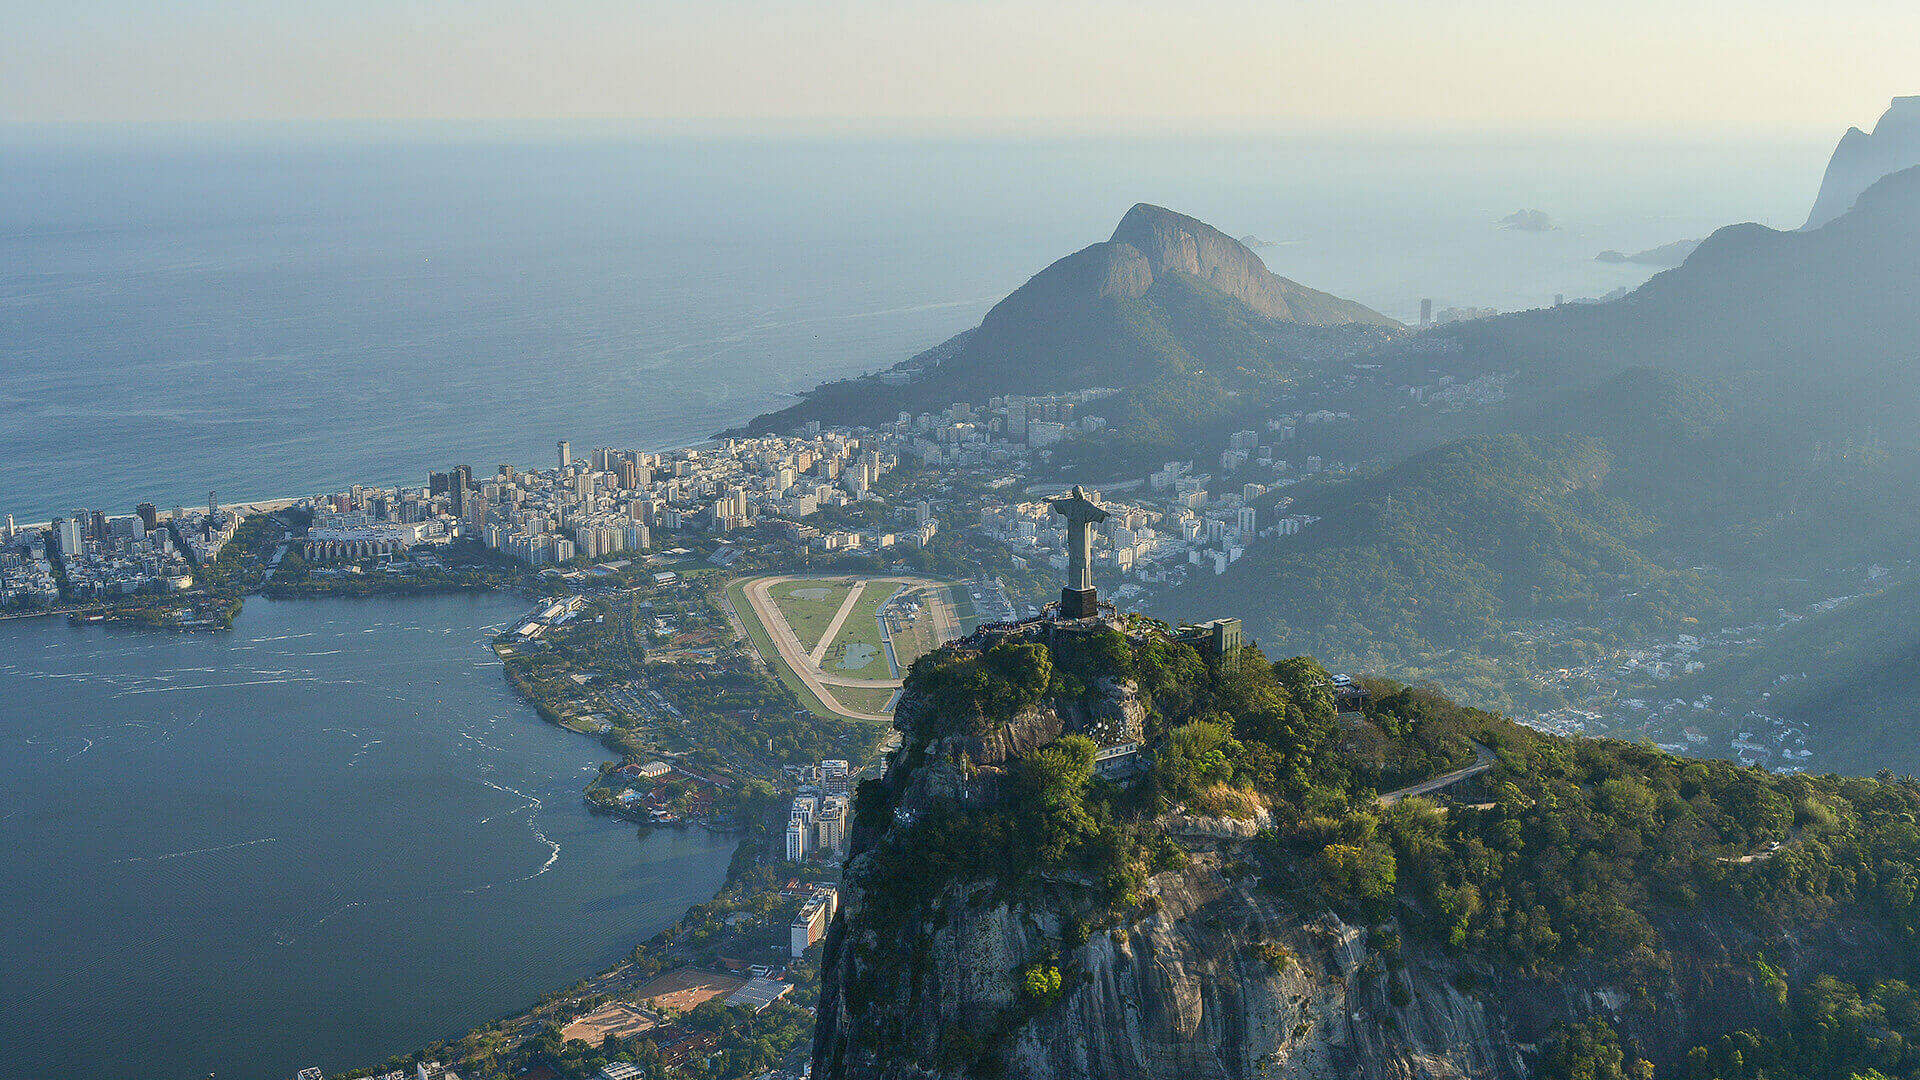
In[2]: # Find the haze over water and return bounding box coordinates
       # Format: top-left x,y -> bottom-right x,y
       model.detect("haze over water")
0,129 -> 1825,524
0,593 -> 736,1080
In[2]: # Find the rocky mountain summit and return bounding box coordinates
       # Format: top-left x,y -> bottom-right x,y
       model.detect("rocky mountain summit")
1804,95 -> 1920,228
969,202 -> 1394,340
1097,203 -> 1389,326
737,204 -> 1395,435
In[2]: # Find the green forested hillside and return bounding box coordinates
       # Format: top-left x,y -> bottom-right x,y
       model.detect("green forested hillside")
1668,577 -> 1920,776
1163,433 -> 1723,707
838,626 -> 1920,1080
1167,170 -> 1920,716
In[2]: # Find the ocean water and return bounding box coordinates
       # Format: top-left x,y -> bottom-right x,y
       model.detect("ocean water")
0,128 -> 1828,524
0,594 -> 736,1080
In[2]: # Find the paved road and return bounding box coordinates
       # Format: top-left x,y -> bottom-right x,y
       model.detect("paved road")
259,539 -> 290,583
1378,741 -> 1497,805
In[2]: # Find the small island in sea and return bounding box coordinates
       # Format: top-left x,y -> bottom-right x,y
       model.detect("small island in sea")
1497,207 -> 1555,231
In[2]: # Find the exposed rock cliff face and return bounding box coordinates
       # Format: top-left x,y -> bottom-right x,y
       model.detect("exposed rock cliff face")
815,815 -> 1875,1080
1805,95 -> 1920,229
815,833 -> 1600,1080
887,675 -> 1147,808
1005,203 -> 1395,329
812,672 -> 1902,1080
815,671 -> 1560,1080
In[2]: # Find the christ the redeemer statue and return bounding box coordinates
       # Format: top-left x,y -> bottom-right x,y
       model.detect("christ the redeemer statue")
1048,485 -> 1108,619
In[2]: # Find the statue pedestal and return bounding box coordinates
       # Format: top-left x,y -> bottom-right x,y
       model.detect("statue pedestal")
1058,587 -> 1099,620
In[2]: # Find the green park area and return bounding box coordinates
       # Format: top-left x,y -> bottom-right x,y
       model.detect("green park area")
820,584 -> 895,680
770,579 -> 857,653
727,579 -> 843,721
825,685 -> 899,715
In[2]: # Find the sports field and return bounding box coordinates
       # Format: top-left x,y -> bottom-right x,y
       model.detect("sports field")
826,685 -> 901,715
821,584 -> 895,680
730,574 -> 961,723
770,579 -> 859,653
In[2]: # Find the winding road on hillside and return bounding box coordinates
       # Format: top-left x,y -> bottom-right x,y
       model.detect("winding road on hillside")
1378,741 -> 1498,805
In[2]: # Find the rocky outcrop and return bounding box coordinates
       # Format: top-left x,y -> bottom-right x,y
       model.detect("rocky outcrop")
814,822 -> 1848,1080
1163,806 -> 1271,839
814,667 -> 1892,1080
1498,209 -> 1555,233
1117,204 -> 1392,326
814,841 -> 1586,1080
818,663 -> 1559,1080
890,677 -> 1148,811
1805,96 -> 1920,229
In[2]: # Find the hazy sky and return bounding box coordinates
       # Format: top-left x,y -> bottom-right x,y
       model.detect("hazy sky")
3,0 -> 1914,133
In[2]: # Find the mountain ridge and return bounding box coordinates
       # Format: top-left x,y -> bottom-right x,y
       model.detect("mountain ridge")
1805,95 -> 1920,228
1161,165 -> 1920,720
735,204 -> 1396,435
1444,164 -> 1920,397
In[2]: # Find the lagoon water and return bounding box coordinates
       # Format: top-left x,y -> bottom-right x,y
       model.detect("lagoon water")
0,594 -> 736,1080
0,129 -> 1828,525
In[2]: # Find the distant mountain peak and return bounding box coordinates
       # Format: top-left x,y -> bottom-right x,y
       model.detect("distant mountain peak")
736,203 -> 1396,436
1090,202 -> 1391,326
1842,162 -> 1920,222
1804,95 -> 1920,229
1109,202 -> 1235,253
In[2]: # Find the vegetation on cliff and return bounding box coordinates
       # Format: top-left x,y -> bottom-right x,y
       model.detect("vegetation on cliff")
830,622 -> 1920,1080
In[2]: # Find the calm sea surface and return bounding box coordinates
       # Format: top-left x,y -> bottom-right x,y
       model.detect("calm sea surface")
0,129 -> 1827,524
0,594 -> 736,1080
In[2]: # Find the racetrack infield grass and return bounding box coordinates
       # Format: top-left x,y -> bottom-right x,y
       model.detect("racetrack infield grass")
827,684 -> 900,716
727,578 -> 859,723
820,584 -> 896,680
770,579 -> 856,653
